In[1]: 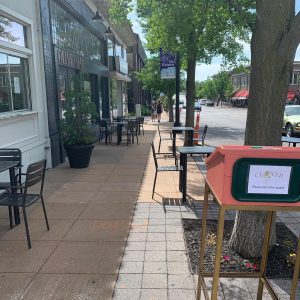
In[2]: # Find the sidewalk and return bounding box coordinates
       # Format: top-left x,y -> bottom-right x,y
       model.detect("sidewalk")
0,113 -> 299,299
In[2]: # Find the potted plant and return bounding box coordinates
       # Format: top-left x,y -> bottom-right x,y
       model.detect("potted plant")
60,86 -> 98,168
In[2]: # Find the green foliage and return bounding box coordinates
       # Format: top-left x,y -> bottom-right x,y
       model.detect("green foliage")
59,87 -> 98,146
141,105 -> 151,116
0,16 -> 18,42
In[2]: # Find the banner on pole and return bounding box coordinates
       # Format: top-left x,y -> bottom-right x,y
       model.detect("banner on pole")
160,49 -> 176,79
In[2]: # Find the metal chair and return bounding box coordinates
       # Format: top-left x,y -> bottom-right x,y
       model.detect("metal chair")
137,116 -> 145,135
123,120 -> 139,145
150,142 -> 182,199
193,125 -> 208,146
157,124 -> 173,153
0,148 -> 22,189
0,159 -> 49,249
99,120 -> 113,144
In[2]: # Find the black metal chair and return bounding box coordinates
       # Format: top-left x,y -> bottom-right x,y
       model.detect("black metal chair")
123,120 -> 139,145
137,116 -> 145,135
157,124 -> 173,153
99,120 -> 113,144
193,125 -> 208,146
0,148 -> 22,189
0,159 -> 49,249
150,142 -> 182,199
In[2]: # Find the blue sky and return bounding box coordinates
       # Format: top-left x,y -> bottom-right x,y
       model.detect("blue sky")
129,1 -> 300,82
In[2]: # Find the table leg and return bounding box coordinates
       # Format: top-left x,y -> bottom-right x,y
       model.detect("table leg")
256,211 -> 274,299
181,154 -> 187,202
172,132 -> 176,156
179,153 -> 183,192
211,207 -> 225,299
290,233 -> 300,300
188,130 -> 194,146
117,124 -> 122,145
9,167 -> 20,225
293,142 -> 296,147
196,183 -> 210,300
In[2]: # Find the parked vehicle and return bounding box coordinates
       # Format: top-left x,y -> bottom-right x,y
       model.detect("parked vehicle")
283,105 -> 300,136
194,101 -> 202,111
206,99 -> 215,106
199,99 -> 208,105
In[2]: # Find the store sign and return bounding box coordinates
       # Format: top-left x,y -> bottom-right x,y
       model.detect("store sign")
57,48 -> 83,70
160,49 -> 176,79
247,165 -> 292,195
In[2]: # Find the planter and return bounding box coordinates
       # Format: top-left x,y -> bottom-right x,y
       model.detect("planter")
64,144 -> 95,168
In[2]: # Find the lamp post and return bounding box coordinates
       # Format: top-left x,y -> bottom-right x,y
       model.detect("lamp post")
174,52 -> 181,127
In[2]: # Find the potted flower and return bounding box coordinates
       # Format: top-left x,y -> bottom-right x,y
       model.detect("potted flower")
60,86 -> 98,168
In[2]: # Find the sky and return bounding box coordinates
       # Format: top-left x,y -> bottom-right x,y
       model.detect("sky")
129,1 -> 300,82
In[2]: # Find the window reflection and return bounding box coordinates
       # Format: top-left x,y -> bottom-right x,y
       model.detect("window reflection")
0,53 -> 30,112
0,15 -> 26,47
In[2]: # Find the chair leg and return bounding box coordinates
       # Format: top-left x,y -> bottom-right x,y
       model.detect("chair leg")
152,171 -> 158,199
40,196 -> 50,230
8,206 -> 13,229
158,138 -> 161,153
22,206 -> 31,249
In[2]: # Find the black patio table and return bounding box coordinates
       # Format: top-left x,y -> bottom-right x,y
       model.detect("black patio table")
111,121 -> 128,145
0,161 -> 20,224
171,127 -> 194,156
281,136 -> 300,147
178,146 -> 216,202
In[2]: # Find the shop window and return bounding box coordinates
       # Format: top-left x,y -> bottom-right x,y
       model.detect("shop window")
0,13 -> 31,114
0,53 -> 31,113
289,73 -> 299,85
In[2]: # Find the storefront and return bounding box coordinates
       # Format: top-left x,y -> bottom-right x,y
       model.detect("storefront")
40,0 -> 110,167
0,1 -> 50,169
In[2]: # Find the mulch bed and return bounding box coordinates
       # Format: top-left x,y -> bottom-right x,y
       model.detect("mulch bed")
182,219 -> 298,278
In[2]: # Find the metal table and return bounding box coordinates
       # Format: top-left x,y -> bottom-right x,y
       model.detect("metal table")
171,127 -> 194,156
0,161 -> 20,224
281,136 -> 300,147
178,146 -> 215,202
112,121 -> 127,145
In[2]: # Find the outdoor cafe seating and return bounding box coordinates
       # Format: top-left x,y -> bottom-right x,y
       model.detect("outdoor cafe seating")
0,159 -> 49,249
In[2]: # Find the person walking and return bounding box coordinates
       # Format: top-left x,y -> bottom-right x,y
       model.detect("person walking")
151,101 -> 157,122
156,101 -> 162,123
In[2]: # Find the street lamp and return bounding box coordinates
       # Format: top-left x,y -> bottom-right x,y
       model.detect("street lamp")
92,0 -> 103,22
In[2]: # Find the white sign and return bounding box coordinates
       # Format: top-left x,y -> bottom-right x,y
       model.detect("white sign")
247,165 -> 292,195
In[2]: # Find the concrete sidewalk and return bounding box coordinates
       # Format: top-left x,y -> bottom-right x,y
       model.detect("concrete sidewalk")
0,121 -> 156,299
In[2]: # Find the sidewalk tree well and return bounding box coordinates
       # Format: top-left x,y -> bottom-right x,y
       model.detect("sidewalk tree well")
110,0 -> 251,143
229,0 -> 300,258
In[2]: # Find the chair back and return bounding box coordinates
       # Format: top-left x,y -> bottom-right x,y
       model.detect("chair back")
25,160 -> 46,195
127,120 -> 138,133
157,124 -> 162,137
137,116 -> 144,124
0,148 -> 22,167
150,142 -> 158,170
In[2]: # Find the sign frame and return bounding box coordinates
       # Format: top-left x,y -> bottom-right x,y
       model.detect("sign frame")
231,158 -> 300,202
160,49 -> 176,79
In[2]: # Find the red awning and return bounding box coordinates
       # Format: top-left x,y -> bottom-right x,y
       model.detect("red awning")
287,90 -> 297,100
232,90 -> 249,99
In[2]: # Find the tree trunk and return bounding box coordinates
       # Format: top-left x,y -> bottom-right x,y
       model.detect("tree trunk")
229,0 -> 298,258
185,57 -> 196,145
168,92 -> 174,122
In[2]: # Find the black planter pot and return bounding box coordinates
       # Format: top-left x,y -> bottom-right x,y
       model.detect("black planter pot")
64,144 -> 95,168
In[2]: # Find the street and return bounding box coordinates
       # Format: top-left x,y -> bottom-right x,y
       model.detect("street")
180,105 -> 247,146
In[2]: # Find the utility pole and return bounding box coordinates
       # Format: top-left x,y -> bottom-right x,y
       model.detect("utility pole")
174,52 -> 181,126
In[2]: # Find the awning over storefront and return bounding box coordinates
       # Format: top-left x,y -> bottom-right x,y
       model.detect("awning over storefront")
109,71 -> 131,82
232,90 -> 249,99
287,90 -> 297,100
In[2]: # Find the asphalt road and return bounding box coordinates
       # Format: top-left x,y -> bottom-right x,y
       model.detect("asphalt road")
180,105 -> 247,147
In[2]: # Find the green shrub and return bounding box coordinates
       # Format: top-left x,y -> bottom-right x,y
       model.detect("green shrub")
141,105 -> 151,116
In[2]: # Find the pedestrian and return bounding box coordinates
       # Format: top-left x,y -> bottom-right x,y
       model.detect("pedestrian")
156,101 -> 162,122
151,101 -> 157,122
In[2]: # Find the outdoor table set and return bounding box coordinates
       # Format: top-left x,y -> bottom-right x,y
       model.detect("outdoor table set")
281,136 -> 300,147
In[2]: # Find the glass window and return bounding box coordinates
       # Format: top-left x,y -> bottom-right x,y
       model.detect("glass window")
50,1 -> 106,65
0,15 -> 26,47
0,52 -> 30,113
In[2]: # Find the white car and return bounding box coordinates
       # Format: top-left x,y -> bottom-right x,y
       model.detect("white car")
199,99 -> 208,105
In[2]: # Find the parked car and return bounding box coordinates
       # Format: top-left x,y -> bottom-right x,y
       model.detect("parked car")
194,101 -> 202,111
199,99 -> 208,105
283,105 -> 300,136
206,99 -> 215,106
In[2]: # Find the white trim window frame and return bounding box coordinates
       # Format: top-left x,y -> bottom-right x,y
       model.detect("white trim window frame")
0,6 -> 33,116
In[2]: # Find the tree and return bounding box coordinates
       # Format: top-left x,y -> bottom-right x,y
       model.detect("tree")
135,56 -> 176,122
201,78 -> 218,100
111,0 -> 250,143
229,0 -> 300,258
0,16 -> 18,42
214,71 -> 234,101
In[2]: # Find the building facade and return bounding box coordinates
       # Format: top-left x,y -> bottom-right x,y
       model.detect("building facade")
0,1 -> 50,170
